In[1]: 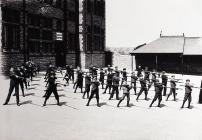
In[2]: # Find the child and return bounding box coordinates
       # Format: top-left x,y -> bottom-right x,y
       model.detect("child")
99,68 -> 105,89
86,77 -> 100,107
149,79 -> 163,107
83,73 -> 91,99
117,81 -> 132,107
181,79 -> 193,109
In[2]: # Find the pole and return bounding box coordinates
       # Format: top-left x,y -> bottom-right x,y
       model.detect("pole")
63,0 -> 67,65
199,80 -> 202,103
155,55 -> 158,71
23,0 -> 26,62
131,55 -> 133,71
91,0 -> 94,65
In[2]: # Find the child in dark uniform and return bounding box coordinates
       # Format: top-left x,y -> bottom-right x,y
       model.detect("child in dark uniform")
181,79 -> 193,109
149,79 -> 163,107
86,77 -> 100,107
83,73 -> 91,99
99,68 -> 105,89
117,81 -> 132,107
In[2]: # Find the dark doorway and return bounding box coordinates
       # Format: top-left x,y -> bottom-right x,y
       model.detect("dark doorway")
105,51 -> 113,66
55,41 -> 66,67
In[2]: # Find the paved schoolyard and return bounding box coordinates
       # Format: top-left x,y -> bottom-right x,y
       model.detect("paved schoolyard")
0,71 -> 202,140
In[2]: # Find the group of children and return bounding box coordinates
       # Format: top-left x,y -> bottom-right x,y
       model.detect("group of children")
3,63 -> 195,109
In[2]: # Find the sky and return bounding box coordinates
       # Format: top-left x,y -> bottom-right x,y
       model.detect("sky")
106,0 -> 202,48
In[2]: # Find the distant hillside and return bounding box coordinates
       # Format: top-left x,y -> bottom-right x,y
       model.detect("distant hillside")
106,47 -> 134,55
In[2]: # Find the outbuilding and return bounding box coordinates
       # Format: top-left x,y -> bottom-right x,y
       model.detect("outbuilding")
130,35 -> 202,74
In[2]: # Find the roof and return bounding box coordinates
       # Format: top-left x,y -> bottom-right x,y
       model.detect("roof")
183,37 -> 202,55
131,36 -> 202,55
1,0 -> 63,19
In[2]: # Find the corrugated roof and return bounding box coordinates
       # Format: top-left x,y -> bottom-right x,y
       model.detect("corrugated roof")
131,36 -> 202,55
183,37 -> 202,55
132,36 -> 184,54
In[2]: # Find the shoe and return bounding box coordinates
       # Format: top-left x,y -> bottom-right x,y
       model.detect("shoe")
86,104 -> 89,106
97,104 -> 101,107
117,105 -> 119,107
17,103 -> 20,106
102,92 -> 106,94
3,103 -> 8,105
109,98 -> 112,100
43,104 -> 46,106
149,105 -> 152,108
57,103 -> 61,106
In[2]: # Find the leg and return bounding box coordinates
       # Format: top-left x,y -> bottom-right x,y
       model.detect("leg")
108,85 -> 112,94
136,88 -> 143,101
173,89 -> 176,101
181,94 -> 188,108
86,91 -> 95,106
3,84 -> 15,105
158,95 -> 162,107
115,87 -> 119,100
53,87 -> 60,105
43,89 -> 52,106
103,84 -> 109,93
95,90 -> 100,107
144,89 -> 148,100
126,94 -> 130,107
74,84 -> 79,93
188,95 -> 192,108
15,84 -> 20,106
117,94 -> 126,107
109,86 -> 115,100
163,85 -> 167,96
166,88 -> 172,101
149,94 -> 157,107
20,82 -> 25,97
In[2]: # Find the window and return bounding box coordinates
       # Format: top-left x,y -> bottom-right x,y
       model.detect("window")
68,33 -> 75,51
86,34 -> 92,51
86,0 -> 92,13
56,20 -> 62,31
29,41 -> 40,53
68,0 -> 76,11
2,8 -> 20,23
2,25 -> 20,51
42,30 -> 52,40
41,18 -> 52,28
100,36 -> 105,51
28,28 -> 40,39
28,14 -> 40,26
93,25 -> 100,34
93,35 -> 100,51
68,11 -> 76,21
41,43 -> 53,53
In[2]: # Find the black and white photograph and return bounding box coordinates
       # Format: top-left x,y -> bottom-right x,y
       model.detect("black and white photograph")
1,0 -> 202,140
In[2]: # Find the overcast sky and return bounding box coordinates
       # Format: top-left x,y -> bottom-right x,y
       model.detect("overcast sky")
106,0 -> 202,48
